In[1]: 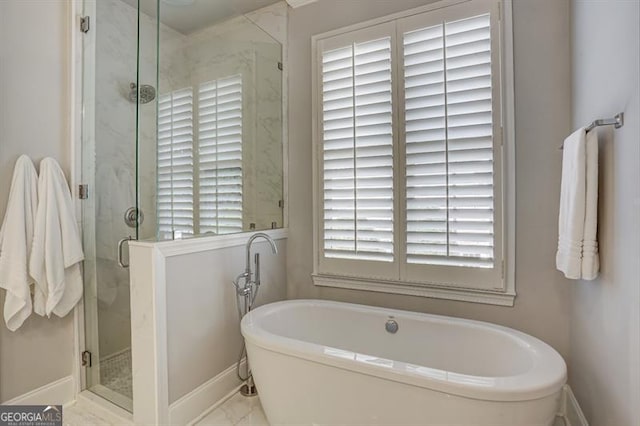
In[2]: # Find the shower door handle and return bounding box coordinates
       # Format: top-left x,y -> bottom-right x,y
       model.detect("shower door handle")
118,236 -> 133,268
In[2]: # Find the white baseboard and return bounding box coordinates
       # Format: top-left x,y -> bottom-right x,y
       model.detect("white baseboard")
169,361 -> 245,426
2,376 -> 75,406
561,385 -> 589,426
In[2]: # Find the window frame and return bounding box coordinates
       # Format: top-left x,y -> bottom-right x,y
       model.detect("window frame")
311,0 -> 516,306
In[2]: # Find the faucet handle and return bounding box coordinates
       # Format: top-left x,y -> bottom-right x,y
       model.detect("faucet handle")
232,271 -> 250,291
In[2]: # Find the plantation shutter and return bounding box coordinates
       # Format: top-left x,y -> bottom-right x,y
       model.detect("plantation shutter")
404,13 -> 494,268
157,88 -> 195,236
319,27 -> 398,277
400,0 -> 503,290
198,75 -> 243,235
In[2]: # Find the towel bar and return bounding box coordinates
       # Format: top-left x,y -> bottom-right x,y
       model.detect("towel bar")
559,112 -> 624,149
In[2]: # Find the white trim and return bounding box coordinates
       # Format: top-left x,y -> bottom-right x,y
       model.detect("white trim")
313,274 -> 515,306
130,228 -> 288,258
311,0 -> 471,42
130,245 -> 169,424
169,361 -> 245,426
500,0 -> 517,309
560,385 -> 589,426
184,386 -> 241,426
285,0 -> 317,8
69,0 -> 86,400
2,376 -> 75,406
71,0 -> 102,396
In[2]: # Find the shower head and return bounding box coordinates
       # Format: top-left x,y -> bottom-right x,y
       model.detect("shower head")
129,82 -> 156,104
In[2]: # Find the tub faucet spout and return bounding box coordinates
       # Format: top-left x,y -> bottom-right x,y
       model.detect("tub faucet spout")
234,232 -> 279,398
245,232 -> 278,281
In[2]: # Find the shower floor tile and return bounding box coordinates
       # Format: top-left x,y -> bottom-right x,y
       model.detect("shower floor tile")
100,348 -> 133,401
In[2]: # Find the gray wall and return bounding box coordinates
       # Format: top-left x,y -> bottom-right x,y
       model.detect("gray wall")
166,240 -> 287,403
570,1 -> 640,424
0,0 -> 74,402
287,0 -> 573,359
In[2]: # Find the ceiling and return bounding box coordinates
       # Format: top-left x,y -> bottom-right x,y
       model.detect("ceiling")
123,0 -> 282,35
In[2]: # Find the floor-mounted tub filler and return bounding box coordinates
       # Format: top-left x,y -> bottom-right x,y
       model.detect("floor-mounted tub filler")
241,300 -> 566,426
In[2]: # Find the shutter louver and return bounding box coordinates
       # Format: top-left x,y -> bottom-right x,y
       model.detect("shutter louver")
322,37 -> 394,262
157,88 -> 195,236
404,13 -> 494,268
198,75 -> 243,235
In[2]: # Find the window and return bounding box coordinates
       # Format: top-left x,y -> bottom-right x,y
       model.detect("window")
157,75 -> 243,237
313,0 -> 515,305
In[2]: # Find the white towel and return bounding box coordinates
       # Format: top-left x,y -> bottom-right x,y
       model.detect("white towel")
556,128 -> 600,280
0,155 -> 38,331
556,128 -> 586,279
31,158 -> 84,317
581,130 -> 599,279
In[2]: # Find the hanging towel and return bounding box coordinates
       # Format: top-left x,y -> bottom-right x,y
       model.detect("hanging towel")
556,128 -> 600,280
556,128 -> 587,279
0,155 -> 38,331
31,158 -> 84,317
581,129 -> 599,279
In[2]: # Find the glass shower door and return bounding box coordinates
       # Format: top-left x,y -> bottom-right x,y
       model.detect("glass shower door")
80,0 -> 158,412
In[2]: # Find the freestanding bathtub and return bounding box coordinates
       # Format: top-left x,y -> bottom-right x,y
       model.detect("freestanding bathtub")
241,299 -> 567,426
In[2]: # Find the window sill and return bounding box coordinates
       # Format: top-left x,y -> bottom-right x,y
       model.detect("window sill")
312,274 -> 516,307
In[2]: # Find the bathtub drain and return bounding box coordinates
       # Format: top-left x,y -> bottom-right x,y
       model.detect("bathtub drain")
385,318 -> 399,334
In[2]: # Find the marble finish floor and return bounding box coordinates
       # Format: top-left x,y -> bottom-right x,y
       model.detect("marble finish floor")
63,391 -> 567,426
62,391 -> 267,426
196,392 -> 268,425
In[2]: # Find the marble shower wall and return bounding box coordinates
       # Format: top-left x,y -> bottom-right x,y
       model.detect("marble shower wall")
156,3 -> 285,236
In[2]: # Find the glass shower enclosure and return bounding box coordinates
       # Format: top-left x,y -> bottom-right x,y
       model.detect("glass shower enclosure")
80,0 -> 157,412
80,0 -> 284,412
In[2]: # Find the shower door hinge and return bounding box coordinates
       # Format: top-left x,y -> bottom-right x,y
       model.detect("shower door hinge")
78,184 -> 89,200
80,16 -> 90,33
81,350 -> 92,367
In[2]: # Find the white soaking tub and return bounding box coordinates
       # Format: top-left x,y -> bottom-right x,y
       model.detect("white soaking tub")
241,299 -> 566,426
